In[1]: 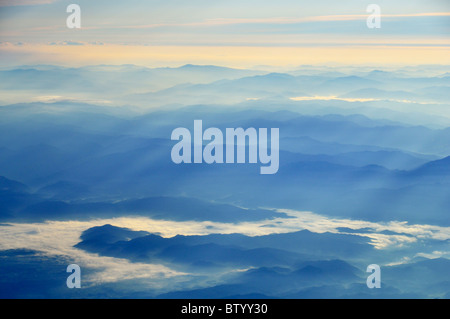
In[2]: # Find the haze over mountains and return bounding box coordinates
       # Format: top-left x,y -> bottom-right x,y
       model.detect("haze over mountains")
0,64 -> 449,298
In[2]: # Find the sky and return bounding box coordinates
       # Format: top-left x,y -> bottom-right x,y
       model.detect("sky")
0,0 -> 449,68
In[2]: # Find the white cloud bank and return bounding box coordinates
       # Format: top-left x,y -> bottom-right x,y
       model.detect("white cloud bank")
1,209 -> 449,285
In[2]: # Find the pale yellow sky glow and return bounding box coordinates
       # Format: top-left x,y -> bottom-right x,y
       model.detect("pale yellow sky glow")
1,43 -> 449,68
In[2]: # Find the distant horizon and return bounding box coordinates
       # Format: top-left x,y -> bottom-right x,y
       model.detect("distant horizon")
2,61 -> 450,72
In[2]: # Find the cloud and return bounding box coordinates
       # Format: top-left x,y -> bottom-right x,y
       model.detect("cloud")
49,40 -> 86,46
1,209 -> 449,256
415,251 -> 450,259
116,12 -> 450,29
0,0 -> 58,7
0,220 -> 185,286
33,95 -> 112,104
1,207 -> 449,289
289,95 -> 440,105
290,95 -> 377,103
277,209 -> 450,249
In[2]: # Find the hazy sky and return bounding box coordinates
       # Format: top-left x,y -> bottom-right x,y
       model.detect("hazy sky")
0,0 -> 449,67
